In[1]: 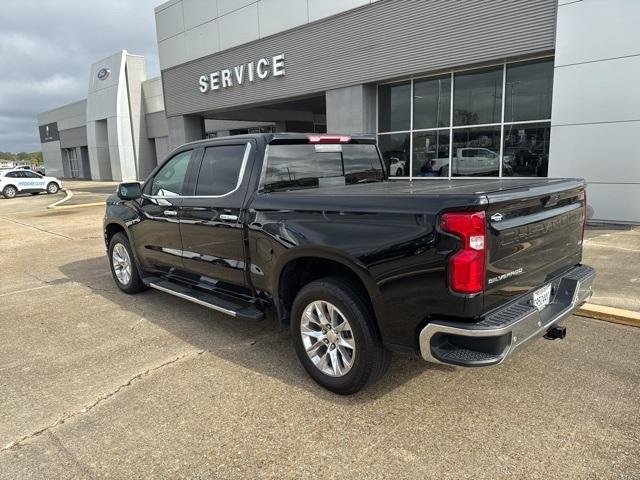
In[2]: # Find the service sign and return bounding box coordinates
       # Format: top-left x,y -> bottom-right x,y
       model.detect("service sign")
198,54 -> 285,93
39,122 -> 60,143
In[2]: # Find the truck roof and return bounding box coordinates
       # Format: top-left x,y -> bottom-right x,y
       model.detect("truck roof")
180,132 -> 377,148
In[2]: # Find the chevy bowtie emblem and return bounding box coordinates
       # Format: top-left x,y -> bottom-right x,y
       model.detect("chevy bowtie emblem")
491,213 -> 504,222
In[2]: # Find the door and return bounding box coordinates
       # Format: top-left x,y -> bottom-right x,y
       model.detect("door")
130,149 -> 195,275
69,148 -> 80,178
20,171 -> 46,191
179,141 -> 253,291
3,171 -> 26,192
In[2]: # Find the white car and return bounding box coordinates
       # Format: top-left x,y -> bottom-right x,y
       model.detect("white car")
389,157 -> 407,176
0,169 -> 63,199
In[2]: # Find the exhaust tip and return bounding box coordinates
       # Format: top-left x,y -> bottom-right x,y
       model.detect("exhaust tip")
544,325 -> 566,340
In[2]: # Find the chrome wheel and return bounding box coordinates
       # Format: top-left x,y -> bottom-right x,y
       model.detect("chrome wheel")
112,243 -> 132,285
47,183 -> 59,194
300,300 -> 356,377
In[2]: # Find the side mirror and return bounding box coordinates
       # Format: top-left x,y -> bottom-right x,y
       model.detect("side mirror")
117,182 -> 142,200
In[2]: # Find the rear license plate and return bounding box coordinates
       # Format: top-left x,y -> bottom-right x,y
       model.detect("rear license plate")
532,284 -> 552,311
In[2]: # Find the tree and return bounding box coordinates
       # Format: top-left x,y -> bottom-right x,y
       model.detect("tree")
0,151 -> 43,165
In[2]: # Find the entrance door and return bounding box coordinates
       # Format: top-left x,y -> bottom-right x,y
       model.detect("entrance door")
80,147 -> 91,179
130,149 -> 195,275
179,140 -> 253,292
69,148 -> 80,178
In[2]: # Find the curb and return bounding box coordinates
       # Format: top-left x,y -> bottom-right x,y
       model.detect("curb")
575,303 -> 640,328
47,189 -> 105,210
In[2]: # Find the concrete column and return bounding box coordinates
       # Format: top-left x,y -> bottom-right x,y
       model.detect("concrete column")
41,141 -> 64,179
326,84 -> 376,135
549,0 -> 640,223
168,115 -> 205,151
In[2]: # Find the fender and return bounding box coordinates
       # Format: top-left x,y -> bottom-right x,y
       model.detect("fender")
271,246 -> 386,324
103,213 -> 143,269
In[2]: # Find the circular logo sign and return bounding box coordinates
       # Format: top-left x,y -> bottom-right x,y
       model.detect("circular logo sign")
97,68 -> 110,80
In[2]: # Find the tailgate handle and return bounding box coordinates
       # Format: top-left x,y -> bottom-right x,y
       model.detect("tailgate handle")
542,194 -> 560,207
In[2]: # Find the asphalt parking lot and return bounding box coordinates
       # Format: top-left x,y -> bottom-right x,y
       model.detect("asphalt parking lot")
1,192 -> 639,479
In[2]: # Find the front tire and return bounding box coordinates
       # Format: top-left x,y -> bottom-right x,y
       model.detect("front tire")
3,185 -> 17,199
46,182 -> 59,194
291,277 -> 390,395
108,232 -> 147,294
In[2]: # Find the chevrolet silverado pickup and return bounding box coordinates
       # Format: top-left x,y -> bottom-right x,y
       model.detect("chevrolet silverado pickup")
103,133 -> 595,394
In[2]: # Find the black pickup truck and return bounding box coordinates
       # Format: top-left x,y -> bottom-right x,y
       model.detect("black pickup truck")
103,133 -> 595,394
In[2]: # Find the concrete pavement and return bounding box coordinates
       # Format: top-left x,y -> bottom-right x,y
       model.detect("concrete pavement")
583,225 -> 640,313
0,192 -> 638,479
52,180 -> 120,208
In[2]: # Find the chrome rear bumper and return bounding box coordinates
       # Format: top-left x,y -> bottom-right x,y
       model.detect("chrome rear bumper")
419,265 -> 595,367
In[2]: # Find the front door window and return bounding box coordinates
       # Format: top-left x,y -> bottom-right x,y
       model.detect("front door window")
147,150 -> 192,197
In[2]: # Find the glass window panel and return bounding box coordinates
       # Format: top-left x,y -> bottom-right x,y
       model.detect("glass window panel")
412,131 -> 450,177
196,144 -> 247,196
451,127 -> 501,177
148,150 -> 192,196
453,67 -> 503,126
413,75 -> 451,129
505,59 -> 554,122
378,133 -> 410,177
502,122 -> 550,177
378,82 -> 411,132
262,144 -> 384,192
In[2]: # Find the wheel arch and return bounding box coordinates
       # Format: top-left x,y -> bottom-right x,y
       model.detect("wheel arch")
2,183 -> 18,195
273,249 -> 383,328
105,221 -> 127,246
104,219 -> 145,273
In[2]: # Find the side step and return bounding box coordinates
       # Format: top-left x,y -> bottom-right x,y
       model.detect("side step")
144,278 -> 264,322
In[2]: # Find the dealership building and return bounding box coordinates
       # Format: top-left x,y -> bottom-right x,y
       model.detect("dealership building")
38,0 -> 640,223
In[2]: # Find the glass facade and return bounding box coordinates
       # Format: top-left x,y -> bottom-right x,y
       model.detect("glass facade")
378,58 -> 554,179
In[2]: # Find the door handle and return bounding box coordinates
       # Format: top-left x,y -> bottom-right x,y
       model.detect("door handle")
164,210 -> 178,216
219,214 -> 238,221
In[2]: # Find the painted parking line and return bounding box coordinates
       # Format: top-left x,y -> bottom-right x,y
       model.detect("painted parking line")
47,189 -> 73,208
47,189 -> 105,210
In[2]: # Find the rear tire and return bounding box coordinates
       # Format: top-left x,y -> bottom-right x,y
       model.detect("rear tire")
291,277 -> 390,394
46,182 -> 59,194
108,232 -> 147,294
3,185 -> 17,199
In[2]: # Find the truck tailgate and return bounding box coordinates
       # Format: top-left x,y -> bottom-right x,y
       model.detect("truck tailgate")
483,179 -> 586,313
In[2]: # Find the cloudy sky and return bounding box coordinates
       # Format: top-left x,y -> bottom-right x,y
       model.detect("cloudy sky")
0,0 -> 161,153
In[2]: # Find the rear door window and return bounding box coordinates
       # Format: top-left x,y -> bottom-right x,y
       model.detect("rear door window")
195,144 -> 248,196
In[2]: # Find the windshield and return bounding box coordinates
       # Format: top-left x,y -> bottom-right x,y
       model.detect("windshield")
262,144 -> 385,192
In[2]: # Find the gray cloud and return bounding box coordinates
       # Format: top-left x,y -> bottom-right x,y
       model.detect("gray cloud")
0,0 -> 160,152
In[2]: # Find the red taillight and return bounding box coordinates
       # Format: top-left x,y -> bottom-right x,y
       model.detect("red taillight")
441,211 -> 487,294
307,134 -> 352,144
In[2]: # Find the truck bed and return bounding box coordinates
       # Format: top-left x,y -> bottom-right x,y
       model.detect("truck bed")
264,178 -> 575,197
